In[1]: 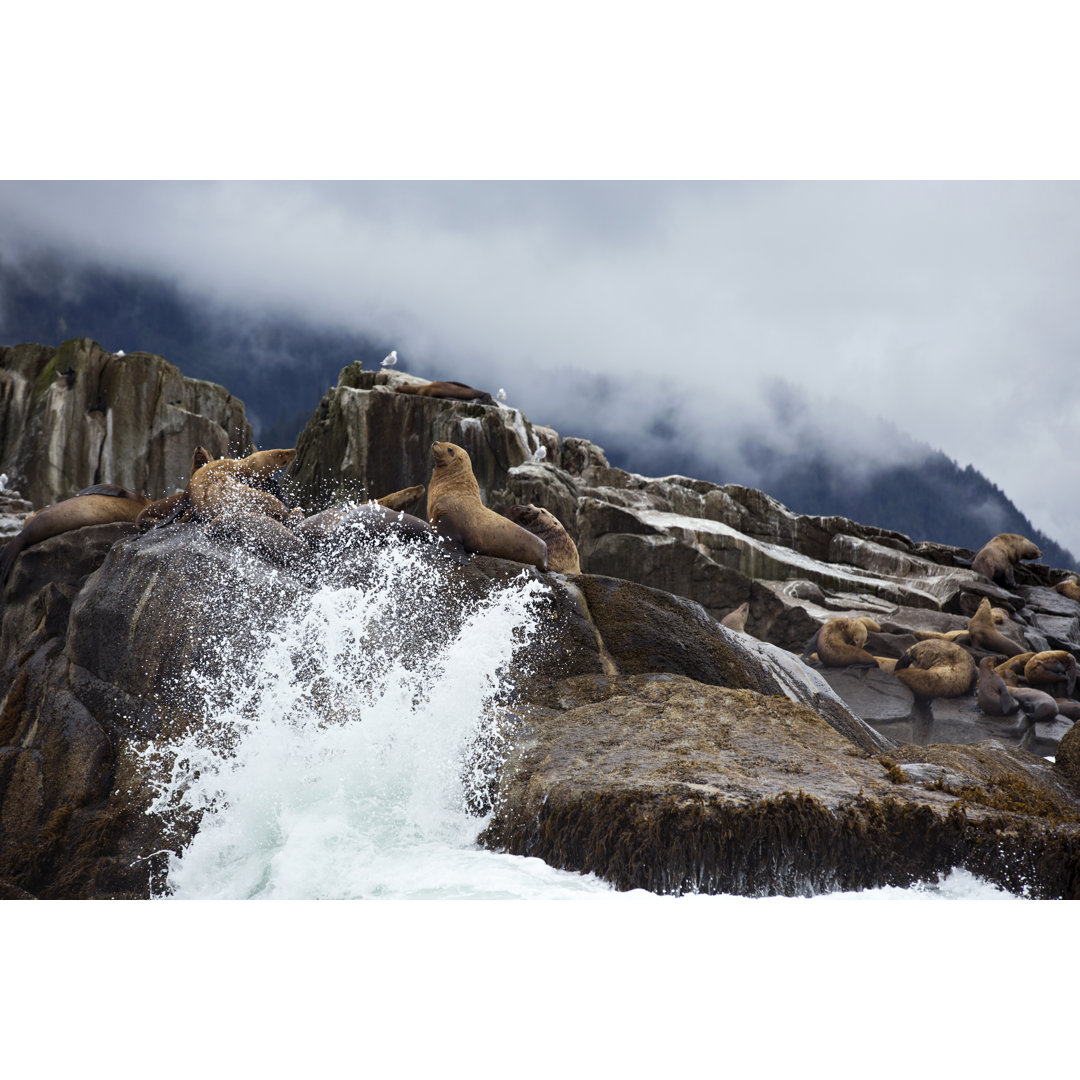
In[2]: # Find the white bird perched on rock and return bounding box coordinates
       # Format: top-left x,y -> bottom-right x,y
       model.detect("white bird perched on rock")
497,387 -> 507,402
533,445 -> 547,462
381,350 -> 398,369
116,349 -> 125,356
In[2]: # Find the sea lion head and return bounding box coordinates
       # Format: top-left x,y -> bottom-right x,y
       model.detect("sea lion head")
431,442 -> 470,473
504,503 -> 541,527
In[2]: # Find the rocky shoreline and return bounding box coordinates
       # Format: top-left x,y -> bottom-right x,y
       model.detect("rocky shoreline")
2,340 -> 1080,898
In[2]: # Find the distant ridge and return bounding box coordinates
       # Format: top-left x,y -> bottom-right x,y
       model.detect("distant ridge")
2,250 -> 1075,571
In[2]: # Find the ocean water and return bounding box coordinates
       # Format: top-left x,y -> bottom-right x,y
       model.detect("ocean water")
140,530 -> 1024,902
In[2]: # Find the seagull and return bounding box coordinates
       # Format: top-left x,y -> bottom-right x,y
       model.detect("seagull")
497,387 -> 507,402
533,445 -> 547,462
381,350 -> 398,369
116,349 -> 125,356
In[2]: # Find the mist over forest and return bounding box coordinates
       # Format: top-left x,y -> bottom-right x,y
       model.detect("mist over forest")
2,250 -> 1074,570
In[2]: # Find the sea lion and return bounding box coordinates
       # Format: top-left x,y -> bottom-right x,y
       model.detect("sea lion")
1023,650 -> 1078,697
427,442 -> 547,571
808,617 -> 882,668
1009,686 -> 1059,721
967,598 -> 1027,657
376,485 -> 426,513
1054,698 -> 1080,722
137,447 -> 215,532
913,629 -> 972,643
971,533 -> 1042,587
395,381 -> 495,404
502,504 -> 580,574
204,509 -> 311,566
720,602 -> 750,634
1,490 -> 150,593
293,502 -> 444,551
188,448 -> 299,523
892,639 -> 977,698
1053,577 -> 1080,603
976,656 -> 1020,716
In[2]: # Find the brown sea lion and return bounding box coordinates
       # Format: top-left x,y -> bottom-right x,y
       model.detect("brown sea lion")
720,602 -> 750,634
1009,686 -> 1059,721
188,448 -> 299,523
395,381 -> 495,404
23,483 -> 145,526
1023,650 -> 1078,697
427,442 -> 547,571
810,617 -> 882,668
913,629 -> 972,643
971,533 -> 1042,587
1053,577 -> 1080,603
893,639 -> 976,698
1054,698 -> 1080,721
976,656 -> 1020,716
502,504 -> 580,574
376,485 -> 426,512
1,490 -> 150,593
137,447 -> 215,532
967,598 -> 1027,657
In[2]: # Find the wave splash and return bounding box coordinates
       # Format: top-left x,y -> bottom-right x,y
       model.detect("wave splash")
140,534 -> 611,899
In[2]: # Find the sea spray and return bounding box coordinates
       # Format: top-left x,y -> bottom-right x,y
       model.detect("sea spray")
138,528 -> 611,898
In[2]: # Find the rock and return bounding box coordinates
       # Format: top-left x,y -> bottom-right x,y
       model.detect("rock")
479,673 -> 1080,897
0,339 -> 252,507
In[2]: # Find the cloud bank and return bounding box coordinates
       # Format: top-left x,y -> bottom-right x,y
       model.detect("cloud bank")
2,180 -> 1078,551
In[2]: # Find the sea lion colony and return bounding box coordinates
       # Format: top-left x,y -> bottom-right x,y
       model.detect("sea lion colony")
1,380 -> 1077,739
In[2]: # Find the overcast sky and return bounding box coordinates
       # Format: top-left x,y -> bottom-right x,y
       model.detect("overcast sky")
1,180 -> 1078,552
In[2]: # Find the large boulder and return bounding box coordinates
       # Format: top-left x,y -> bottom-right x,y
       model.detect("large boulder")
479,672 -> 1080,897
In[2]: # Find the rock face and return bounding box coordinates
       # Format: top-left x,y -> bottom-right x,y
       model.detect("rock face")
1,338 -> 253,506
284,363 -> 1080,756
3,353 -> 1080,899
480,673 -> 1080,897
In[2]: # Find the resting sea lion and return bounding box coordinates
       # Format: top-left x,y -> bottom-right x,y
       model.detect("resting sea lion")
976,656 -> 1020,716
967,598 -> 1027,657
1,490 -> 150,593
971,533 -> 1042,587
720,602 -> 750,634
427,442 -> 547,571
1023,650 -> 1078,697
376,485 -> 426,513
994,652 -> 1035,678
293,502 -> 443,550
502,504 -> 580,574
893,639 -> 976,698
188,448 -> 299,523
395,381 -> 495,404
204,509 -> 310,566
1009,686 -> 1059,721
1053,577 -> 1080,603
807,617 -> 882,667
1054,698 -> 1080,721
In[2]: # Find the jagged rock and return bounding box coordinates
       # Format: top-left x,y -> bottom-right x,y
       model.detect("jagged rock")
285,368 -> 555,512
0,339 -> 252,507
0,514 -> 879,897
479,672 -> 1080,897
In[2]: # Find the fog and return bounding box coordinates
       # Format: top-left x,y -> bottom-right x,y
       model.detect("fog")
2,180 -> 1078,550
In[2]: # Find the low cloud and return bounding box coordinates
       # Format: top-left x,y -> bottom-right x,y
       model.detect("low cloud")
2,180 -> 1079,552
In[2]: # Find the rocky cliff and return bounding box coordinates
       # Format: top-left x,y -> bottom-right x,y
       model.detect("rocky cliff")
2,347 -> 1079,899
0,338 -> 253,507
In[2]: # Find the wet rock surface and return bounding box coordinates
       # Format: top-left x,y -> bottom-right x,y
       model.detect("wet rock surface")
3,351 -> 1080,898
